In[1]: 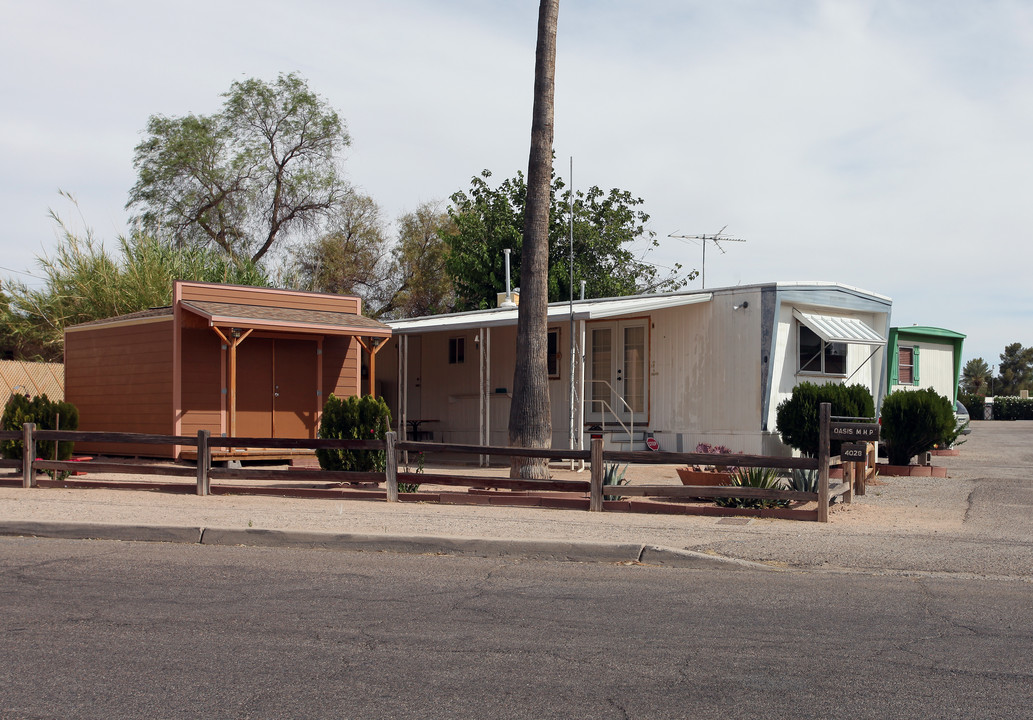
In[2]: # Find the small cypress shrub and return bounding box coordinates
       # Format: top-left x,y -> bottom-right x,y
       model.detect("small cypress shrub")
775,382 -> 875,457
316,394 -> 392,472
880,388 -> 955,466
1,393 -> 79,461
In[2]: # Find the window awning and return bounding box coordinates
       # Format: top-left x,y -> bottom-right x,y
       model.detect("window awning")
793,309 -> 885,346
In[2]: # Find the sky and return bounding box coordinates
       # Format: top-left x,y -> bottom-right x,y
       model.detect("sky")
2,0 -> 1031,367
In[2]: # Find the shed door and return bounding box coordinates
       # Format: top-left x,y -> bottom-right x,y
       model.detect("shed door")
586,320 -> 648,425
235,338 -> 318,439
273,340 -> 318,438
237,338 -> 274,437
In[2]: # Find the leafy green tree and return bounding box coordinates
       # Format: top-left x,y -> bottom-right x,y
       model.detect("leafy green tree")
960,357 -> 991,396
0,198 -> 269,361
291,191 -> 391,307
379,202 -> 456,319
128,72 -> 350,264
445,169 -> 689,312
995,343 -> 1033,396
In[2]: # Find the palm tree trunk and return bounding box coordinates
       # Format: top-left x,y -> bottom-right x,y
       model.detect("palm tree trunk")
509,0 -> 559,479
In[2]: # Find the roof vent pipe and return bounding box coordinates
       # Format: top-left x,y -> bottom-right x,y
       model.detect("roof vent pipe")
499,249 -> 518,308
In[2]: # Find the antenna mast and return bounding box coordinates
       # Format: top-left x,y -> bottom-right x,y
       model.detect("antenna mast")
667,226 -> 746,289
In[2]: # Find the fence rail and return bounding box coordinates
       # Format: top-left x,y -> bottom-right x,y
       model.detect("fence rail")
6,404 -> 855,522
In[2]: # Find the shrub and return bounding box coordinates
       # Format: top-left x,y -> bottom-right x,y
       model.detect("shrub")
715,467 -> 789,509
776,382 -> 875,457
1,393 -> 79,461
880,388 -> 955,466
992,396 -> 1033,421
316,394 -> 392,472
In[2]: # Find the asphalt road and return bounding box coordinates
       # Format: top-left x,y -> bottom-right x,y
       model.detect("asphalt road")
2,537 -> 1031,720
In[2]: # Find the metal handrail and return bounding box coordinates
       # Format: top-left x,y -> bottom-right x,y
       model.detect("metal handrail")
587,379 -> 635,446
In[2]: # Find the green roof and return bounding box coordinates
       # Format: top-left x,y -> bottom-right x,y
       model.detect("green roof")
890,326 -> 966,341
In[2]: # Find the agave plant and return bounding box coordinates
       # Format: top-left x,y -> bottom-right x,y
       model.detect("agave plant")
603,462 -> 628,501
715,466 -> 789,509
787,468 -> 819,493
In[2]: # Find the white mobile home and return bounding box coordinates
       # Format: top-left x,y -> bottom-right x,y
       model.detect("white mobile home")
375,282 -> 891,457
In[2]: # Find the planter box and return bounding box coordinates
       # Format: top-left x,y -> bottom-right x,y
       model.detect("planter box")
676,468 -> 733,486
877,464 -> 948,478
930,448 -> 960,456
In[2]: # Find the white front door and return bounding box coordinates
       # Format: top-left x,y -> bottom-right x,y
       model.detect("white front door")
586,320 -> 648,424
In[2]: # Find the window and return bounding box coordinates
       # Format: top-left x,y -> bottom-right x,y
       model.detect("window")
547,329 -> 560,378
898,346 -> 916,385
448,336 -> 465,364
798,325 -> 847,375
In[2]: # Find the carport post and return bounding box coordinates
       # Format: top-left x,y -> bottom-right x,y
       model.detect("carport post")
196,430 -> 210,496
22,422 -> 36,488
385,431 -> 399,502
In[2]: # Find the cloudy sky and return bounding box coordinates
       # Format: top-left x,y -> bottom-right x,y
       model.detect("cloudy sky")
2,0 -> 1031,365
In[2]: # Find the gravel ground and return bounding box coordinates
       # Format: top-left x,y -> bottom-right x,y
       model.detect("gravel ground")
1,419 -> 1029,579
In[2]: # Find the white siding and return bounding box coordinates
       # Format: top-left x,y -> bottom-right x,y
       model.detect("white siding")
891,341 -> 955,400
647,288 -> 765,453
767,302 -> 886,437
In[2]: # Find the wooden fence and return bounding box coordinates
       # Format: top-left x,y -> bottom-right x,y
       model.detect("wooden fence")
3,405 -> 858,522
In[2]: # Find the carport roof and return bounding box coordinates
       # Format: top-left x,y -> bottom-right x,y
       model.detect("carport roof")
386,292 -> 714,334
181,300 -> 391,336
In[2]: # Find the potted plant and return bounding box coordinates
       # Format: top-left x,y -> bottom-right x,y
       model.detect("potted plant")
676,443 -> 736,486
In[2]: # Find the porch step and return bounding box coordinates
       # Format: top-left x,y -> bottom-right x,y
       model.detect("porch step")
595,431 -> 648,453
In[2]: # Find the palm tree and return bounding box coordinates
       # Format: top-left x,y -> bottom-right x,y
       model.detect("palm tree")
509,0 -> 559,479
961,357 -> 991,395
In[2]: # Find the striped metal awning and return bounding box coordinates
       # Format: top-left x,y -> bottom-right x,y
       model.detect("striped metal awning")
793,309 -> 886,346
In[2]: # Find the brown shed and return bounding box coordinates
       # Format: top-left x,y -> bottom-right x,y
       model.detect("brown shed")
64,281 -> 391,459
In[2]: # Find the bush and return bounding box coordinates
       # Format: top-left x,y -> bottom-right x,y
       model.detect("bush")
880,388 -> 955,466
316,394 -> 392,472
992,396 -> 1033,421
775,382 -> 875,457
1,393 -> 79,461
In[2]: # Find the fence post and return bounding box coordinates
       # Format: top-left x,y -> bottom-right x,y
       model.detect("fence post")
22,422 -> 36,489
385,431 -> 399,502
196,430 -> 210,496
843,460 -> 853,504
857,442 -> 873,496
818,402 -> 830,522
589,437 -> 604,512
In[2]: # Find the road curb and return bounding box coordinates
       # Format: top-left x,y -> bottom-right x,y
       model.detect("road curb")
0,521 -> 767,570
0,521 -> 202,544
201,527 -> 648,563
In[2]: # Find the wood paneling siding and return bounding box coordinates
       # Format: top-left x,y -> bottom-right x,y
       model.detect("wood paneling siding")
64,281 -> 390,459
65,316 -> 176,456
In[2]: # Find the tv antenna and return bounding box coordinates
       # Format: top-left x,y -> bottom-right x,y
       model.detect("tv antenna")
667,226 -> 746,289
